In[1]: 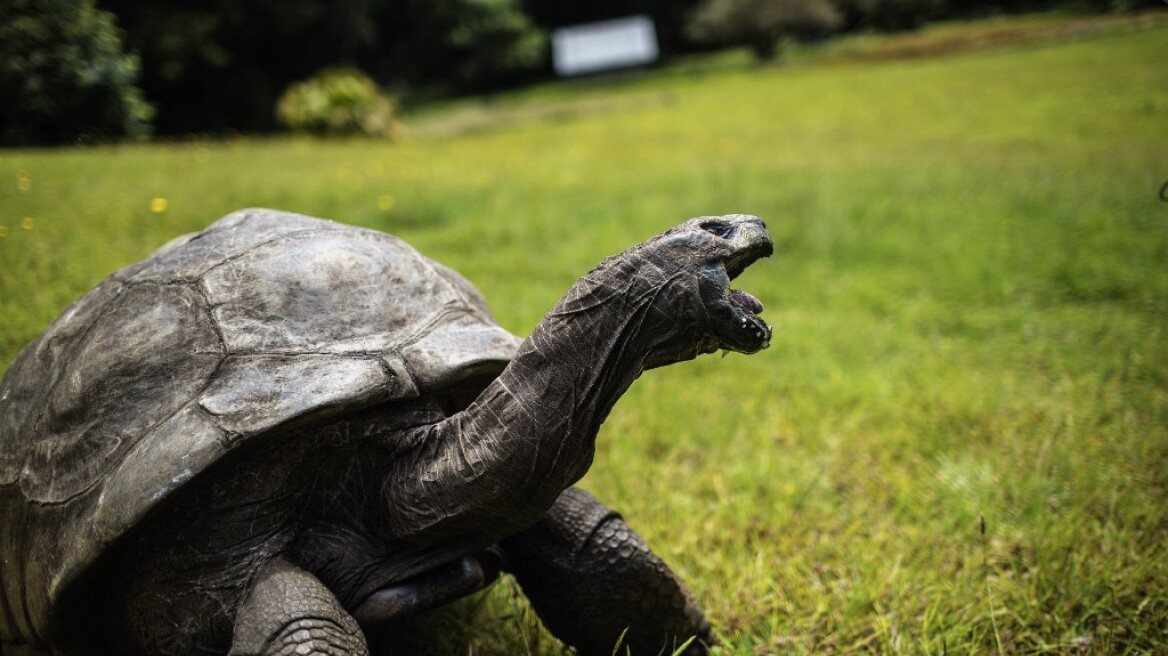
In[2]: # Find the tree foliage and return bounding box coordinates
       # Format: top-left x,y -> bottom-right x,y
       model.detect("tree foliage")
834,0 -> 947,31
687,0 -> 843,60
97,0 -> 358,134
0,0 -> 153,145
98,0 -> 544,135
373,0 -> 546,91
521,0 -> 706,57
11,0 -> 1159,140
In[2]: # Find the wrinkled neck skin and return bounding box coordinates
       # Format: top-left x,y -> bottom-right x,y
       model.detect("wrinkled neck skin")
388,249 -> 716,546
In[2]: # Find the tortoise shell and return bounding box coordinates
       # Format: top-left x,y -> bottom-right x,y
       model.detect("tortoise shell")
0,209 -> 520,640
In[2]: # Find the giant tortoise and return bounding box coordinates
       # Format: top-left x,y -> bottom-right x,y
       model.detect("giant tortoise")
0,209 -> 773,655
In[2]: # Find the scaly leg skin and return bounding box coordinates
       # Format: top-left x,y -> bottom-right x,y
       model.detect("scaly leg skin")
228,557 -> 369,656
500,488 -> 713,656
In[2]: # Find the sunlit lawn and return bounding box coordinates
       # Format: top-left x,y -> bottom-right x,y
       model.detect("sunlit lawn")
2,14 -> 1167,654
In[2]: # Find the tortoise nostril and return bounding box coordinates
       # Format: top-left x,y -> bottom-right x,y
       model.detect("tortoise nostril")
699,220 -> 736,240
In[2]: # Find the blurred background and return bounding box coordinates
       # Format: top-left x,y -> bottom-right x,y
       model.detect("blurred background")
2,0 -> 1167,654
1,0 -> 1165,143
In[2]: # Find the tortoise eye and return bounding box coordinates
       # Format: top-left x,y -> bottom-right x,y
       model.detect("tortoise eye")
699,220 -> 735,240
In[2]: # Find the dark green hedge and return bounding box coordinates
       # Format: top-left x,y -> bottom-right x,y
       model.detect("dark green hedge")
1,0 -> 152,145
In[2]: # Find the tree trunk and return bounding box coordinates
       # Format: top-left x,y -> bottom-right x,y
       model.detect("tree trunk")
751,36 -> 778,61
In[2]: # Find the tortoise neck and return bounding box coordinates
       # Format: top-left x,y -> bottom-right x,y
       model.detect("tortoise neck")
385,254 -> 709,543
495,252 -> 710,485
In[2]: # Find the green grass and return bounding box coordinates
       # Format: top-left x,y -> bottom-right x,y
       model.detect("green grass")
3,14 -> 1168,654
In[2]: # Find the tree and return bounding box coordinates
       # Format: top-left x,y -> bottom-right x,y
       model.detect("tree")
372,0 -> 546,92
687,0 -> 843,60
100,0 -> 546,134
834,0 -> 946,32
521,0 -> 706,58
0,0 -> 153,145
99,0 -> 337,134
442,0 -> 547,86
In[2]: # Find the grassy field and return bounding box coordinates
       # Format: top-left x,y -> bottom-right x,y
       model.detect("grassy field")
2,13 -> 1167,654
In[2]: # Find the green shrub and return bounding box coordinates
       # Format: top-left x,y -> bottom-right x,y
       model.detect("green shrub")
275,68 -> 399,138
0,0 -> 154,145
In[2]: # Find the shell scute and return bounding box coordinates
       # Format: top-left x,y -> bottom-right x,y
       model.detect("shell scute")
21,282 -> 222,504
198,354 -> 395,436
126,208 -> 332,283
202,228 -> 463,355
92,402 -> 228,544
0,280 -> 127,487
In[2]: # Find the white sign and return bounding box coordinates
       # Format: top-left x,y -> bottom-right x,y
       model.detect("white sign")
552,16 -> 659,77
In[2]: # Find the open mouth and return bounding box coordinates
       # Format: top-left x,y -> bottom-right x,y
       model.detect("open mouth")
713,220 -> 773,353
721,270 -> 772,353
691,214 -> 773,354
730,289 -> 764,315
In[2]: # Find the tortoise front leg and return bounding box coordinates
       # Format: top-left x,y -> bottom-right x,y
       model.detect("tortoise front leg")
352,550 -> 504,627
229,557 -> 368,656
499,488 -> 713,656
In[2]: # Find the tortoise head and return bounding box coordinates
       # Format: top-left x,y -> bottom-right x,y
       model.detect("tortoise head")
661,214 -> 774,355
572,214 -> 773,366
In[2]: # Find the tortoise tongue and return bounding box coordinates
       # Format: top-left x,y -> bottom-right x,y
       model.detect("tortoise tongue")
730,289 -> 763,315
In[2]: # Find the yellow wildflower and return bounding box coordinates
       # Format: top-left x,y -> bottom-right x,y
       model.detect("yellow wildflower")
151,198 -> 168,213
377,195 -> 395,212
